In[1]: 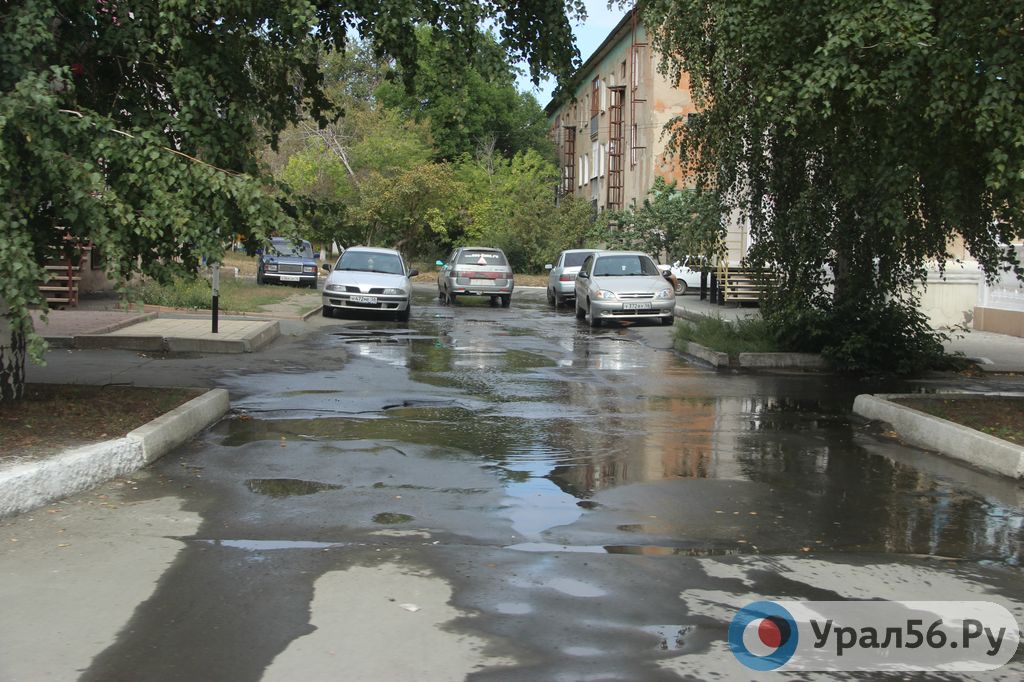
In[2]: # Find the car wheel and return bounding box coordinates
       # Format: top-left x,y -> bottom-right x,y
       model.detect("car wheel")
575,302 -> 586,320
321,306 -> 333,318
438,287 -> 446,301
546,288 -> 555,306
588,302 -> 601,327
674,280 -> 687,296
256,271 -> 264,285
448,292 -> 458,305
500,295 -> 511,308
397,305 -> 410,323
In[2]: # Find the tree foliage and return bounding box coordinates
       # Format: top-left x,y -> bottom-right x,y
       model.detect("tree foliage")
591,177 -> 725,263
454,149 -> 589,272
643,0 -> 1024,373
0,0 -> 584,398
376,26 -> 555,162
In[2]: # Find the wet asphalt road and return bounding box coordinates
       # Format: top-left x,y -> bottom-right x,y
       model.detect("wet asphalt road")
5,286 -> 1024,681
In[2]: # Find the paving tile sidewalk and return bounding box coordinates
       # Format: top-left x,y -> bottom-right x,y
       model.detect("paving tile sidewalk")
30,309 -> 155,341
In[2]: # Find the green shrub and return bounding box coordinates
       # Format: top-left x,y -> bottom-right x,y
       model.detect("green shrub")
762,295 -> 951,376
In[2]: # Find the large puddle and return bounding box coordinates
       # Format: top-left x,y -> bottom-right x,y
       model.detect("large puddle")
216,297 -> 1023,567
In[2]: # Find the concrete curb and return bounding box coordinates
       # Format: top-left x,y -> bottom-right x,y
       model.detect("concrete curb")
739,352 -> 828,369
142,304 -> 318,321
684,341 -> 730,368
74,321 -> 279,353
852,393 -> 1024,480
0,389 -> 229,518
679,341 -> 827,371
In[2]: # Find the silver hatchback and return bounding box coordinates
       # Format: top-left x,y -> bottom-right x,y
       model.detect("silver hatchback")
545,249 -> 594,306
574,251 -> 676,327
436,247 -> 514,307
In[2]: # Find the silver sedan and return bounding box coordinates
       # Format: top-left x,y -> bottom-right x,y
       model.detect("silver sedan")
574,251 -> 676,327
321,247 -> 418,322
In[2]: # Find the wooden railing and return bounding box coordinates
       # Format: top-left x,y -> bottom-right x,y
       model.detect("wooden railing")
711,263 -> 777,305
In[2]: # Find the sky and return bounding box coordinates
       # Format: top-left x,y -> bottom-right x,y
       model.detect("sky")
515,1 -> 629,108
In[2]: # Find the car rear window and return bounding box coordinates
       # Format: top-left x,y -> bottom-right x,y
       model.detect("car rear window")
458,250 -> 507,266
593,255 -> 660,277
562,251 -> 592,268
270,239 -> 313,259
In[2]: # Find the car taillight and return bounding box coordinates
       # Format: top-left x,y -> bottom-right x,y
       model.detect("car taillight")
453,271 -> 467,279
559,273 -> 575,282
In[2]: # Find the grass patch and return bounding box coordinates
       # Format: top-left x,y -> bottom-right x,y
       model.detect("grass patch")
674,316 -> 780,359
132,276 -> 297,312
0,384 -> 202,465
892,396 -> 1024,445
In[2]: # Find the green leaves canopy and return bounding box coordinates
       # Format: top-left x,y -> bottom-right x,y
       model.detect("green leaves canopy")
0,0 -> 582,370
643,0 -> 1024,372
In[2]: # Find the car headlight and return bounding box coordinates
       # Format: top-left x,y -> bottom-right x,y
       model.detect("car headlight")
594,289 -> 617,300
655,288 -> 674,300
325,284 -> 344,293
382,288 -> 405,296
265,263 -> 278,272
303,266 -> 317,273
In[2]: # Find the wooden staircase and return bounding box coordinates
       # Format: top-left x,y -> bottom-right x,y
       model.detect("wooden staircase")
711,263 -> 777,305
39,242 -> 87,308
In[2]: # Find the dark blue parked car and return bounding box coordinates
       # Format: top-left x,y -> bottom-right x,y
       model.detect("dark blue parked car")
257,237 -> 319,288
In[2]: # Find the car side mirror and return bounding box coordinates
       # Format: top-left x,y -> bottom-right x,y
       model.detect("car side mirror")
407,269 -> 419,277
662,271 -> 673,279
545,264 -> 553,270
313,252 -> 321,259
255,248 -> 264,256
322,263 -> 331,272
435,260 -> 445,267
578,271 -> 589,280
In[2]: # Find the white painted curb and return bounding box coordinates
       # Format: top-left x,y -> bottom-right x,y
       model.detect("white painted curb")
853,394 -> 1024,480
0,388 -> 229,518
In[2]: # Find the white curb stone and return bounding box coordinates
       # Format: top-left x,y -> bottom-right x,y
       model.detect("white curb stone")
853,393 -> 1024,480
0,388 -> 229,517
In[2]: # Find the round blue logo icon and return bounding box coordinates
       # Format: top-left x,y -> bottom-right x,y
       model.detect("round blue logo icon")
728,601 -> 799,671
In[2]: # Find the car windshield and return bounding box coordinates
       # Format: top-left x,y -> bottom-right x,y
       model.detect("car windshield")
336,251 -> 404,274
458,250 -> 507,266
593,255 -> 660,277
269,239 -> 313,258
562,251 -> 592,268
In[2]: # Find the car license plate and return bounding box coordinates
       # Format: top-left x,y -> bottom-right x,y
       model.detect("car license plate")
470,278 -> 493,286
351,295 -> 377,304
623,302 -> 651,310
280,275 -> 300,282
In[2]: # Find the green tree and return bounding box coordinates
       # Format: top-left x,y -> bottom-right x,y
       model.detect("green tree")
377,26 -> 556,162
592,178 -> 725,263
0,0 -> 582,400
643,0 -> 1024,373
455,148 -> 576,271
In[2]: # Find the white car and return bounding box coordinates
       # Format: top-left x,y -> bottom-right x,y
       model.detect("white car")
545,249 -> 595,306
321,247 -> 418,322
574,251 -> 676,327
663,257 -> 705,295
